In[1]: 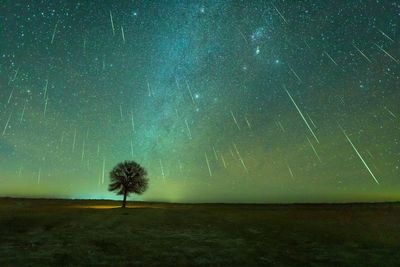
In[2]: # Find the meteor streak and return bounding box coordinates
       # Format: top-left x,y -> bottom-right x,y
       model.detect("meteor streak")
2,111 -> 12,136
184,119 -> 192,139
339,125 -> 380,185
323,51 -> 338,66
352,43 -> 372,63
374,43 -> 399,63
378,28 -> 394,42
271,2 -> 288,24
109,11 -> 115,35
230,110 -> 241,130
285,87 -> 319,143
51,21 -> 58,44
233,143 -> 248,172
205,152 -> 212,177
159,159 -> 165,181
306,136 -> 322,163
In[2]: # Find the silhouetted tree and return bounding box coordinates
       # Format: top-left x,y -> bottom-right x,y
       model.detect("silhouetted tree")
108,161 -> 149,208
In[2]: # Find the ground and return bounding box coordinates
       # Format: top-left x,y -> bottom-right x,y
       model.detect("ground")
0,198 -> 399,266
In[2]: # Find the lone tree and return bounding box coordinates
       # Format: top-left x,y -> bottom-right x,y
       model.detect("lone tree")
108,161 -> 149,208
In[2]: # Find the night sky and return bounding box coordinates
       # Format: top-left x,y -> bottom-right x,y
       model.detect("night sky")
0,1 -> 399,203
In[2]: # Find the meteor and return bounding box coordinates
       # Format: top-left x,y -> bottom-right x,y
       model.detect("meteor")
102,157 -> 106,184
20,103 -> 26,124
384,106 -> 397,118
185,80 -> 195,105
288,65 -> 301,83
244,116 -> 252,130
230,110 -> 241,130
51,21 -> 58,44
271,2 -> 288,24
352,43 -> 372,63
374,43 -> 399,63
184,119 -> 192,139
212,145 -> 219,160
220,154 -> 227,168
159,159 -> 165,181
377,28 -> 394,42
205,152 -> 212,177
2,111 -> 12,136
323,51 -> 338,66
287,164 -> 294,179
233,143 -> 248,172
37,168 -> 42,184
109,11 -> 115,35
121,26 -> 125,43
72,128 -> 77,152
306,136 -> 322,163
339,124 -> 380,185
285,86 -> 319,143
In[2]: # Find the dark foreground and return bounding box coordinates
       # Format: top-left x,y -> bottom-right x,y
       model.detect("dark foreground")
0,198 -> 399,266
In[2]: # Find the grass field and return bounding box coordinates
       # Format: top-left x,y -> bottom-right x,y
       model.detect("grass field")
0,198 -> 399,266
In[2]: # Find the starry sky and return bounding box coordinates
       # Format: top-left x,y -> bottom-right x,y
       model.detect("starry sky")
0,0 -> 399,203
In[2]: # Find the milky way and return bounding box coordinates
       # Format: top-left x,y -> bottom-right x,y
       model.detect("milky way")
0,1 -> 399,202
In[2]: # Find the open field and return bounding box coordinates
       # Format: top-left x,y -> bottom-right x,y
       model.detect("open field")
0,198 -> 399,266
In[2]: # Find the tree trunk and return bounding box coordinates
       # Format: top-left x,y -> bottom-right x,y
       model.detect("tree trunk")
122,189 -> 127,208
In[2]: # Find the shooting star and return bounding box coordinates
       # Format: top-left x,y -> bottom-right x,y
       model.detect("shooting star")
378,28 -> 394,42
230,110 -> 241,130
384,106 -> 397,118
285,87 -> 319,143
212,145 -> 219,160
374,43 -> 399,63
352,43 -> 372,63
37,168 -> 41,184
43,79 -> 48,100
306,112 -> 317,128
7,88 -> 14,104
184,119 -> 192,139
43,97 -> 49,117
339,124 -> 380,185
323,51 -> 338,66
101,157 -> 106,184
147,80 -> 152,96
287,164 -> 294,179
233,143 -> 248,172
51,21 -> 58,44
306,136 -> 322,163
2,111 -> 12,136
83,38 -> 86,55
81,139 -> 85,162
244,116 -> 252,130
159,159 -> 166,181
121,25 -> 126,43
109,11 -> 115,35
221,154 -> 227,168
72,128 -> 77,152
205,152 -> 212,177
271,2 -> 288,24
119,104 -> 123,120
185,80 -> 195,105
20,102 -> 26,124
276,119 -> 285,133
288,65 -> 301,83
60,131 -> 65,146
236,26 -> 248,44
